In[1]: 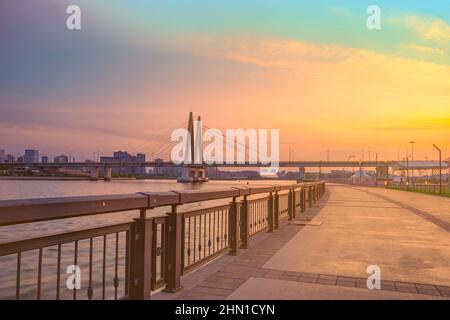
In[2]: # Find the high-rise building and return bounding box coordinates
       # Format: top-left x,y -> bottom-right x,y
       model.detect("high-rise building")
0,149 -> 6,163
4,154 -> 15,163
42,156 -> 49,163
24,149 -> 39,163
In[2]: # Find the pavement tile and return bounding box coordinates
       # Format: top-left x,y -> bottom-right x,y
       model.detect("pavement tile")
395,282 -> 418,294
214,271 -> 249,280
319,274 -> 338,281
284,271 -> 302,277
436,286 -> 450,295
200,280 -> 244,291
381,280 -> 395,286
190,285 -> 234,296
261,269 -> 283,279
317,278 -> 337,286
280,274 -> 299,282
356,278 -> 368,289
298,276 -> 318,284
301,272 -> 319,279
381,284 -> 397,292
176,292 -> 225,300
336,277 -> 356,288
416,287 -> 441,297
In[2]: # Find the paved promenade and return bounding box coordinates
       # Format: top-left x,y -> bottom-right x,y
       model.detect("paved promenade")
154,184 -> 450,300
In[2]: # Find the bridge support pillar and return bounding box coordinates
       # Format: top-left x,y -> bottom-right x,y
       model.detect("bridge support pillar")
297,167 -> 306,181
89,167 -> 99,181
177,166 -> 209,183
103,165 -> 112,181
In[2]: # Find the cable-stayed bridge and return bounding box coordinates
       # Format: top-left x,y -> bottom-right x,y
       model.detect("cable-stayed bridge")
6,112 -> 446,182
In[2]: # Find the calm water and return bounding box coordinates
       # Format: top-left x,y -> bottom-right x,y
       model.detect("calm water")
0,178 -> 265,200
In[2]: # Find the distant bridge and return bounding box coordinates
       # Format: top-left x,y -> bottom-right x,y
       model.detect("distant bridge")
8,160 -> 393,168
4,112 -> 447,182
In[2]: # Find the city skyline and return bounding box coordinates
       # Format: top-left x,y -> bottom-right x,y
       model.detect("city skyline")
1,1 -> 449,161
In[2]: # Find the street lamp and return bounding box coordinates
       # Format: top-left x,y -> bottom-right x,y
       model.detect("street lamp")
432,144 -> 442,194
409,141 -> 415,186
375,153 -> 378,187
403,156 -> 409,190
409,141 -> 415,160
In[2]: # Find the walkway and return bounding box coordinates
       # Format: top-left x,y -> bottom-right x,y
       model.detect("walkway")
154,184 -> 450,300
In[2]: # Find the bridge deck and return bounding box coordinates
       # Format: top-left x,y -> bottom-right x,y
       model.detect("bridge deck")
154,184 -> 450,300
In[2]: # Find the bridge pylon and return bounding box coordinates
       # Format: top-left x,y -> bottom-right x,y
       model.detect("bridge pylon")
177,112 -> 209,183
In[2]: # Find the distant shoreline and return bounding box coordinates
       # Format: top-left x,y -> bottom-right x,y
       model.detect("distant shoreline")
0,176 -> 135,181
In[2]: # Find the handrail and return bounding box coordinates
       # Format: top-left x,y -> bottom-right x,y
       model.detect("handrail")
0,180 -> 326,300
0,182 -> 322,226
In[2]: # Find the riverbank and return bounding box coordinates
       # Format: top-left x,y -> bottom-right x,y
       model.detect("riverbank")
0,176 -> 135,181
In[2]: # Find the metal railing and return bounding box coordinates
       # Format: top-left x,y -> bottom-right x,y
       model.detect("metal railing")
0,181 -> 325,300
389,182 -> 449,195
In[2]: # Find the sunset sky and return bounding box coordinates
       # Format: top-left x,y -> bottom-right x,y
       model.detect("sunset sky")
1,1 -> 449,161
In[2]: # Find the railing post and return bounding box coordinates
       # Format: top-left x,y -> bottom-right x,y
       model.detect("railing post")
229,197 -> 240,256
288,190 -> 293,220
131,209 -> 153,300
274,192 -> 279,230
240,196 -> 249,249
268,192 -> 274,232
164,205 -> 183,293
308,186 -> 312,207
301,188 -> 305,212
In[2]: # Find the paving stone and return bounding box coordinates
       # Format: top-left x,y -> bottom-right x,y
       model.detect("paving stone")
415,283 -> 434,290
202,274 -> 245,286
319,274 -> 338,281
301,272 -> 319,279
317,278 -> 337,286
416,287 -> 441,296
261,269 -> 283,280
176,292 -> 226,300
190,285 -> 234,296
356,278 -> 368,289
436,286 -> 450,297
298,275 -> 318,284
284,271 -> 302,277
381,280 -> 395,286
395,282 -> 418,294
380,284 -> 397,292
336,277 -> 356,287
201,280 -> 244,291
280,274 -> 299,282
215,271 -> 250,280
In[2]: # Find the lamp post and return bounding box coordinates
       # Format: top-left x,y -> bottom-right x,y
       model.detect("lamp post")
375,153 -> 378,187
403,156 -> 409,190
409,141 -> 415,187
432,144 -> 442,194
